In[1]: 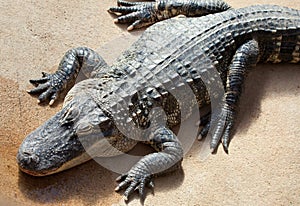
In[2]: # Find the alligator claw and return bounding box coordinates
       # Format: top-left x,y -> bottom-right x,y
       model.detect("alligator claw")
115,172 -> 153,202
197,113 -> 211,140
109,6 -> 140,15
209,108 -> 234,153
198,121 -> 210,140
28,72 -> 64,105
117,0 -> 149,7
115,173 -> 128,182
108,0 -> 157,30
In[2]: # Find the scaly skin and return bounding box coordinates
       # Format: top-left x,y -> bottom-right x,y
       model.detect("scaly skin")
17,0 -> 300,202
109,0 -> 231,30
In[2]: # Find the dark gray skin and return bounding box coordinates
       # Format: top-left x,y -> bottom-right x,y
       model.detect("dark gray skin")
17,0 -> 300,202
17,93 -> 121,176
18,96 -> 85,176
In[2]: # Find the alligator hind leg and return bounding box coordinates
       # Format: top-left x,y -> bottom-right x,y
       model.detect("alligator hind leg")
108,0 -> 231,30
28,47 -> 109,105
209,39 -> 260,153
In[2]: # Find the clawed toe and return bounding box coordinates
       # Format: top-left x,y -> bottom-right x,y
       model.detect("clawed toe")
115,172 -> 153,202
209,108 -> 234,153
27,72 -> 63,105
198,108 -> 234,153
108,0 -> 157,30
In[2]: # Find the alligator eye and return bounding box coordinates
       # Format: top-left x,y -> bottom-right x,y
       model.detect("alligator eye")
60,107 -> 79,125
77,123 -> 92,135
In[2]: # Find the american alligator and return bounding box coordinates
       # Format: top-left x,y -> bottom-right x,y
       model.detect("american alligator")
17,0 -> 300,201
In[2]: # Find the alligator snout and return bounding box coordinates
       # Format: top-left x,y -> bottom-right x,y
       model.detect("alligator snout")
17,150 -> 40,172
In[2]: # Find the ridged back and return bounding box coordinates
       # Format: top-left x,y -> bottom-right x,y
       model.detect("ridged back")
96,5 -> 300,128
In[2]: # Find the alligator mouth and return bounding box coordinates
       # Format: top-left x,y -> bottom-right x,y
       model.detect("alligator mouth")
18,151 -> 92,176
18,166 -> 59,177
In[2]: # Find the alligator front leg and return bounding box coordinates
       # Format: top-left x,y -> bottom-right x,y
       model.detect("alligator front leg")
208,40 -> 260,153
115,126 -> 183,201
27,47 -> 108,105
108,0 -> 231,30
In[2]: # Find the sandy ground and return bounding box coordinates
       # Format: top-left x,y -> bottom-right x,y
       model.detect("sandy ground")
0,0 -> 299,205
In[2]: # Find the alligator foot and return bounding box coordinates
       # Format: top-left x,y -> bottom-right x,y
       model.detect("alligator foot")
197,108 -> 233,153
115,172 -> 154,202
108,0 -> 157,31
209,108 -> 235,153
114,126 -> 183,201
28,71 -> 67,106
108,0 -> 231,30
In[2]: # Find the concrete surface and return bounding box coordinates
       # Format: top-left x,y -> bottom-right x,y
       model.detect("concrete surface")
0,0 -> 299,205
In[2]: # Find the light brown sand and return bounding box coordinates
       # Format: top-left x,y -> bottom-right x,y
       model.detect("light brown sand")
0,0 -> 299,205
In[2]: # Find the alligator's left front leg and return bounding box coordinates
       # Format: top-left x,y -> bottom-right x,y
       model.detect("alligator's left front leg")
208,39 -> 260,153
115,126 -> 183,201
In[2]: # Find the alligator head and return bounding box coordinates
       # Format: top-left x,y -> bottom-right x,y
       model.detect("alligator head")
17,91 -> 116,176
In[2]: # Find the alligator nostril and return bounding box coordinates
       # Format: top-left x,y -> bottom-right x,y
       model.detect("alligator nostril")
19,151 -> 40,166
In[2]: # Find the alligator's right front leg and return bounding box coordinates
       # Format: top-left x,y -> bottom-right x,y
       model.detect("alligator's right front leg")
115,126 -> 183,202
27,47 -> 108,105
108,0 -> 231,30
